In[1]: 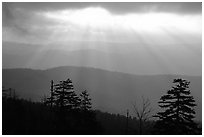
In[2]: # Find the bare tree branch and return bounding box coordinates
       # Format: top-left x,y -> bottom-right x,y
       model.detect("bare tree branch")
132,96 -> 153,134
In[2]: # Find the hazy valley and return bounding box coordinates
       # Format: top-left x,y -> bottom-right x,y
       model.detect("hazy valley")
3,66 -> 202,121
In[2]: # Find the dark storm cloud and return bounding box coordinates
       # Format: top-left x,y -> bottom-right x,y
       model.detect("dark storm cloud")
2,2 -> 59,42
3,3 -> 32,34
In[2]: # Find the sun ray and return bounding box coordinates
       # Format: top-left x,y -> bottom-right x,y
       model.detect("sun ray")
20,6 -> 201,74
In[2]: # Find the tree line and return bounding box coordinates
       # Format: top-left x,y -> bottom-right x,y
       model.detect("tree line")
2,78 -> 201,135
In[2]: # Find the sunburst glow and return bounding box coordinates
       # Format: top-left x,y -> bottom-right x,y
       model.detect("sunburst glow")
2,3 -> 202,75
43,7 -> 201,34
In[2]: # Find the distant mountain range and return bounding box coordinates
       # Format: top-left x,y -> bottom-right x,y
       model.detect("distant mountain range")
3,41 -> 201,76
2,66 -> 202,121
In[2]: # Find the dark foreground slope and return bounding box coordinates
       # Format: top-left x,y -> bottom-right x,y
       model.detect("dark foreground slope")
3,97 -> 102,135
3,97 -> 153,135
2,66 -> 202,120
2,91 -> 201,135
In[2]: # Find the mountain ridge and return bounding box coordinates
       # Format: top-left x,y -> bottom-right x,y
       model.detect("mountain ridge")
3,65 -> 202,77
2,66 -> 202,120
3,41 -> 201,76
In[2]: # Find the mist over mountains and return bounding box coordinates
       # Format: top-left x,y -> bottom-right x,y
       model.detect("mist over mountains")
2,41 -> 202,121
3,41 -> 201,76
2,66 -> 202,121
2,3 -> 202,134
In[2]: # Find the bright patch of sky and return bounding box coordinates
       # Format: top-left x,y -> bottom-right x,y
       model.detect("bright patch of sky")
3,3 -> 201,47
2,3 -> 202,75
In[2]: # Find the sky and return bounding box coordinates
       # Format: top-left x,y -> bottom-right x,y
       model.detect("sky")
2,2 -> 202,75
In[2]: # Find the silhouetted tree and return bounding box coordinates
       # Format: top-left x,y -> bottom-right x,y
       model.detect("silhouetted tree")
44,79 -> 82,133
3,82 -> 105,134
2,87 -> 8,98
2,87 -> 18,99
78,90 -> 97,134
132,96 -> 153,134
80,90 -> 92,111
46,79 -> 81,110
45,80 -> 54,107
153,78 -> 200,134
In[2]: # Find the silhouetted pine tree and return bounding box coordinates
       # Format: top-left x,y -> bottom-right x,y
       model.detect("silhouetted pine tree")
43,79 -> 102,134
153,78 -> 200,134
45,79 -> 81,134
53,78 -> 81,110
80,90 -> 92,111
79,90 -> 101,134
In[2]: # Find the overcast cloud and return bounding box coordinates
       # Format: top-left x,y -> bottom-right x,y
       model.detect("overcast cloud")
2,2 -> 202,75
2,2 -> 202,44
